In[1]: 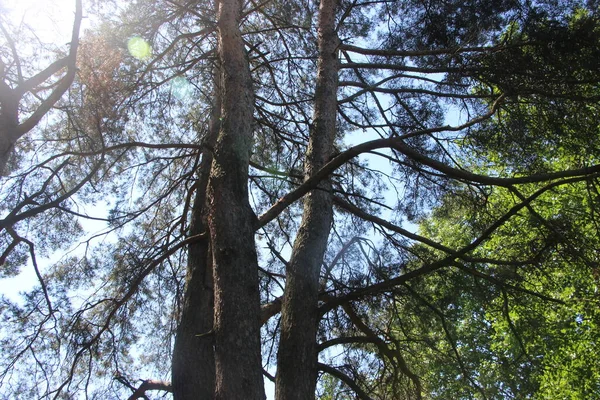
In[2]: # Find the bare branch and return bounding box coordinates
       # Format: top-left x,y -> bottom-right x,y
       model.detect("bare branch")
318,362 -> 375,400
339,42 -> 528,58
16,0 -> 83,135
126,379 -> 172,400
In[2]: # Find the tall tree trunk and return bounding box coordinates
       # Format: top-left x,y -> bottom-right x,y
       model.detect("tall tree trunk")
207,0 -> 265,399
0,83 -> 19,175
171,95 -> 220,399
275,1 -> 340,399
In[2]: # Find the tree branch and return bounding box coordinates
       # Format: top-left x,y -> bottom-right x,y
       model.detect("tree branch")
321,174 -> 588,313
16,0 -> 83,135
258,108 -> 600,229
318,363 -> 375,400
126,379 -> 172,400
339,42 -> 529,58
342,303 -> 423,398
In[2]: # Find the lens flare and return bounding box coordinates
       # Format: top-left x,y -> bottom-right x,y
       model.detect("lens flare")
170,76 -> 193,101
127,36 -> 152,60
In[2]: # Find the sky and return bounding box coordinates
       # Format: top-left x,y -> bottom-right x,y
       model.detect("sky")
0,2 -> 278,397
0,2 -> 427,398
0,0 -> 87,295
2,0 -> 82,40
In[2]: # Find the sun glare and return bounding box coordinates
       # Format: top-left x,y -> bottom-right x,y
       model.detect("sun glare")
127,36 -> 152,60
2,0 -> 80,45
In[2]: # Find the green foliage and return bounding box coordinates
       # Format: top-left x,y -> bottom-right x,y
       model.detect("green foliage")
2,0 -> 600,398
319,6 -> 600,399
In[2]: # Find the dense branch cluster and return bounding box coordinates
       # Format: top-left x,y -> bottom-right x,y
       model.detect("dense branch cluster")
1,0 -> 600,399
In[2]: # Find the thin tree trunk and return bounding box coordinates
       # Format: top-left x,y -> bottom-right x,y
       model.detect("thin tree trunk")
171,97 -> 220,399
207,0 -> 265,399
275,1 -> 340,399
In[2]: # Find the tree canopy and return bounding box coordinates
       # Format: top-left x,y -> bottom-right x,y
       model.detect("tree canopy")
1,0 -> 599,399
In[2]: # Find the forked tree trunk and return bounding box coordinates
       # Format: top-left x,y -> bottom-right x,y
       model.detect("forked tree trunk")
206,0 -> 265,399
275,0 -> 340,399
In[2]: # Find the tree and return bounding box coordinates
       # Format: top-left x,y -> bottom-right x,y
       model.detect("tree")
320,8 -> 600,398
0,0 -> 82,175
1,0 -> 600,399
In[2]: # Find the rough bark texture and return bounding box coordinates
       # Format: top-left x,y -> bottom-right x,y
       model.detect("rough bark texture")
207,0 -> 265,399
275,1 -> 340,399
171,100 -> 220,400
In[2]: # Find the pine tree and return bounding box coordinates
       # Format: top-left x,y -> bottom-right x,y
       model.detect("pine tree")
1,1 -> 599,399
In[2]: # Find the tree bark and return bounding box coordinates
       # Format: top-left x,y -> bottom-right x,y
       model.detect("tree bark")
207,0 -> 265,399
171,97 -> 220,399
275,1 -> 340,399
0,80 -> 19,175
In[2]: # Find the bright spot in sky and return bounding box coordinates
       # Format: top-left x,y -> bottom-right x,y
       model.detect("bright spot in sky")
170,76 -> 193,101
127,36 -> 152,60
1,0 -> 83,45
